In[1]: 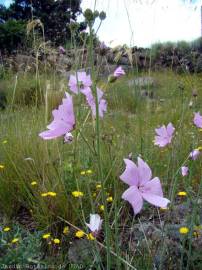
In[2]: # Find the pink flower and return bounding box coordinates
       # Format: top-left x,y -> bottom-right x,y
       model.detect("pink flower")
113,66 -> 125,78
86,214 -> 102,236
181,166 -> 189,176
39,93 -> 75,141
82,87 -> 107,118
59,46 -> 65,54
120,158 -> 170,215
68,71 -> 92,94
64,132 -> 73,144
154,123 -> 175,147
100,41 -> 107,50
193,112 -> 202,128
189,149 -> 200,160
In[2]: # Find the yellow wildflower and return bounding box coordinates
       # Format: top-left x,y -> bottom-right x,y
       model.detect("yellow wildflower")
3,227 -> 10,232
99,205 -> 104,211
31,181 -> 37,186
106,196 -> 113,203
179,227 -> 189,234
75,230 -> 85,238
177,191 -> 187,196
0,165 -> 5,169
87,233 -> 95,240
80,171 -> 86,175
47,192 -> 57,197
196,146 -> 202,151
193,231 -> 200,237
53,238 -> 60,244
63,226 -> 69,235
42,233 -> 51,239
11,238 -> 19,244
41,193 -> 48,197
72,191 -> 84,198
96,184 -> 102,189
92,192 -> 97,198
86,169 -> 93,174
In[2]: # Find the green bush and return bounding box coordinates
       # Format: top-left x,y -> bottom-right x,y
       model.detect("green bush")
0,20 -> 26,52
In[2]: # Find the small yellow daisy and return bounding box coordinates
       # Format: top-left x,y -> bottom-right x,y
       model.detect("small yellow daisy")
42,233 -> 51,239
53,238 -> 60,244
11,238 -> 19,244
177,191 -> 187,196
0,165 -> 5,169
47,192 -> 57,197
63,226 -> 69,235
99,205 -> 104,211
72,191 -> 84,198
41,193 -> 48,197
86,169 -> 93,174
96,184 -> 102,189
3,227 -> 10,232
31,181 -> 37,186
75,230 -> 85,238
80,171 -> 86,176
87,233 -> 95,240
179,227 -> 189,234
106,196 -> 113,203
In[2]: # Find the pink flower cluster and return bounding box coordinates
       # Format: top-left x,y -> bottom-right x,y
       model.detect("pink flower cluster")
39,67 -> 124,142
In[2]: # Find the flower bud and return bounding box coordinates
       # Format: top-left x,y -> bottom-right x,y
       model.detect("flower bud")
108,75 -> 117,83
84,9 -> 94,23
99,11 -> 106,21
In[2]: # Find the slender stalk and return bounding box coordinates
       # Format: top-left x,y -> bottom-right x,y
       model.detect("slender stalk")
89,23 -> 111,270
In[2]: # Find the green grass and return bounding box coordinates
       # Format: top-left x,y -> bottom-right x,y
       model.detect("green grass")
0,70 -> 201,269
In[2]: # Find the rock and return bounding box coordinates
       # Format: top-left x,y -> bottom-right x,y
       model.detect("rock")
68,239 -> 97,265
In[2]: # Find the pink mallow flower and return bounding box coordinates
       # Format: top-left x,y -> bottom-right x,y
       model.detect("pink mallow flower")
189,149 -> 200,160
39,93 -> 75,141
86,214 -> 102,236
68,71 -> 92,94
120,158 -> 170,215
181,166 -> 189,176
154,123 -> 175,147
59,46 -> 65,54
82,87 -> 107,118
193,112 -> 202,128
113,66 -> 125,78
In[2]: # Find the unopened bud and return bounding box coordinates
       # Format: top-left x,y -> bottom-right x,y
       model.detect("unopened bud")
108,75 -> 117,83
99,11 -> 106,21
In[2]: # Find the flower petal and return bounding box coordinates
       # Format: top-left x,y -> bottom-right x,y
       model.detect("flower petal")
137,157 -> 152,185
122,186 -> 143,214
166,123 -> 175,137
142,192 -> 170,208
142,177 -> 163,197
193,112 -> 202,128
39,127 -> 67,140
120,159 -> 139,186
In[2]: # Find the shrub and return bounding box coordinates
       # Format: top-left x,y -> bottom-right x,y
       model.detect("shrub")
0,20 -> 26,52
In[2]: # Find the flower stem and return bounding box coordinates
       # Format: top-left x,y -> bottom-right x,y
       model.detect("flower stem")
89,24 -> 111,270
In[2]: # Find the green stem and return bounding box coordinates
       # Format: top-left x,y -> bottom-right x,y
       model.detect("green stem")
89,24 -> 111,270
